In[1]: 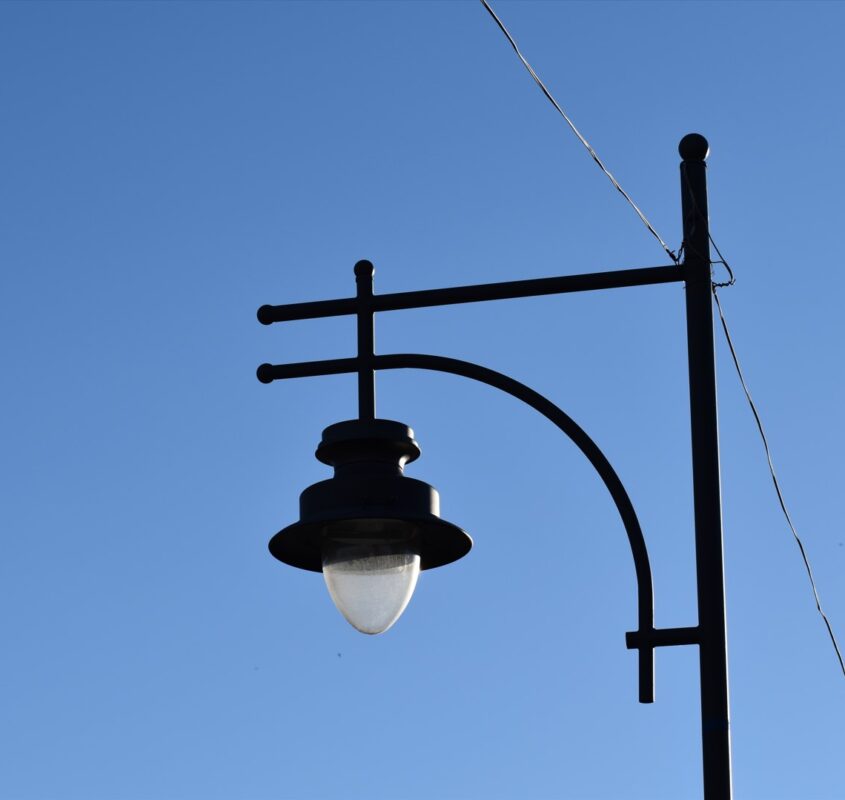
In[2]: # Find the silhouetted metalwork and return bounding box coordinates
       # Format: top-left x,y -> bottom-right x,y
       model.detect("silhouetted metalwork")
679,132 -> 732,800
257,263 -> 681,325
268,417 -> 472,572
257,134 -> 733,799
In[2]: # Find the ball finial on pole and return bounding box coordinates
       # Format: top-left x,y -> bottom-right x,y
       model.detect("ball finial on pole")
679,133 -> 710,162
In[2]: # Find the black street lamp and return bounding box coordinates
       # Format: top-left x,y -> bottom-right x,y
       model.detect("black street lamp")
257,133 -> 732,799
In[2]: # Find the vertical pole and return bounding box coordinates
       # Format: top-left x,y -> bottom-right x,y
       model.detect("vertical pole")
679,133 -> 732,800
354,260 -> 376,420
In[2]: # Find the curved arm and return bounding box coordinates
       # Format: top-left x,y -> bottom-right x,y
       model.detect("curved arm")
258,351 -> 702,702
373,353 -> 658,702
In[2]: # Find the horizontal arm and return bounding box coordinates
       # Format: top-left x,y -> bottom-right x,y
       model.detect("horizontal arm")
257,358 -> 359,384
257,264 -> 683,324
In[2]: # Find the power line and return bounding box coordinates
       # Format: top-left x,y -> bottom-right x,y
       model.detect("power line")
479,0 -> 679,264
713,288 -> 845,677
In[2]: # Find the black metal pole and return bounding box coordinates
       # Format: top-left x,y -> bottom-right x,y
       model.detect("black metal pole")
680,133 -> 732,800
355,259 -> 376,420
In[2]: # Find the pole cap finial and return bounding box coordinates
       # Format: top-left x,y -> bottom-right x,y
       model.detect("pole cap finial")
354,259 -> 375,279
679,133 -> 709,161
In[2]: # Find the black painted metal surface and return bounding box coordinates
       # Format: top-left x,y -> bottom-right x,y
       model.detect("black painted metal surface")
257,264 -> 682,325
680,133 -> 733,800
269,418 -> 471,572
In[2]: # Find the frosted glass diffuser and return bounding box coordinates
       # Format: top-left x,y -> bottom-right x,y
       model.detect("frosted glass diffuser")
322,539 -> 421,634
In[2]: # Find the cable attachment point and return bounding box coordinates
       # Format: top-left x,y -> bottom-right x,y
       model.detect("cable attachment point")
709,234 -> 735,288
711,259 -> 735,289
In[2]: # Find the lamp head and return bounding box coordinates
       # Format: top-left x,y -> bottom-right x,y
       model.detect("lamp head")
269,419 -> 471,633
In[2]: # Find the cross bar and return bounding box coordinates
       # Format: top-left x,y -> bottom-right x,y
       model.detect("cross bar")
257,263 -> 683,325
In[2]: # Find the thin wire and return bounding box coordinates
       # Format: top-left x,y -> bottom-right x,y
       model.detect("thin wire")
713,288 -> 845,677
479,0 -> 679,265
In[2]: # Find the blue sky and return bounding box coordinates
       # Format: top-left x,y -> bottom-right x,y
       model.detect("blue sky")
2,1 -> 844,798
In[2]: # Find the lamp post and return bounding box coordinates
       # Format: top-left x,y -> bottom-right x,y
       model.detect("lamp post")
256,133 -> 732,800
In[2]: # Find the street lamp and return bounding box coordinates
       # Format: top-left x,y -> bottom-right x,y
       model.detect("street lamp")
256,133 -> 733,799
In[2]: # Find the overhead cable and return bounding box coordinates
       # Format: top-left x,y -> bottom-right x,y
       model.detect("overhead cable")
713,288 -> 845,677
479,0 -> 679,264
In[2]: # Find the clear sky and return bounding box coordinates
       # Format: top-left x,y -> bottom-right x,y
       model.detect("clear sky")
2,1 -> 844,798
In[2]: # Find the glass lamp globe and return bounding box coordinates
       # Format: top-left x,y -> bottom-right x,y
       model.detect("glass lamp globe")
322,533 -> 420,635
